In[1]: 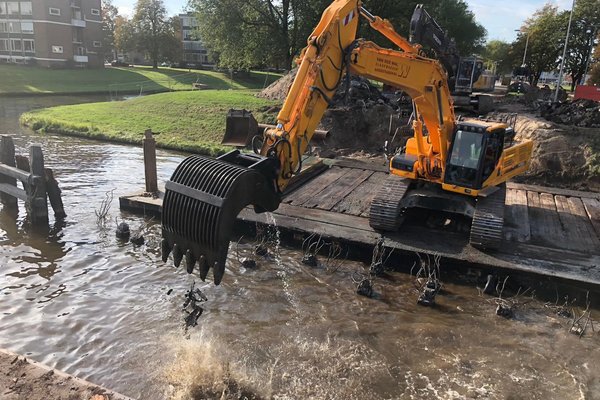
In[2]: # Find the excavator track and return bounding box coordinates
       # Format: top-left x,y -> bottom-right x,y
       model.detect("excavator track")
369,175 -> 410,232
469,184 -> 506,250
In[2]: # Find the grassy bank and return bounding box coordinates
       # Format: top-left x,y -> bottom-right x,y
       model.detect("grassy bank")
20,90 -> 277,155
0,64 -> 281,95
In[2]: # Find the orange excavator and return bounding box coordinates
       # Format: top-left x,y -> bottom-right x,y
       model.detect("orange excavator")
161,0 -> 533,284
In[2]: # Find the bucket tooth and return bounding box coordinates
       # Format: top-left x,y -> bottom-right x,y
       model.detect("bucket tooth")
161,239 -> 171,262
198,255 -> 208,281
172,244 -> 183,268
185,250 -> 196,274
213,261 -> 225,285
161,151 -> 280,284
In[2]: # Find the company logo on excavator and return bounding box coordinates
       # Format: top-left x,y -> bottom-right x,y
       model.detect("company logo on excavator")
374,57 -> 411,79
343,10 -> 355,25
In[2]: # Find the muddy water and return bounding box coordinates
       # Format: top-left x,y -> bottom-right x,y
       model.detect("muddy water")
1,96 -> 599,400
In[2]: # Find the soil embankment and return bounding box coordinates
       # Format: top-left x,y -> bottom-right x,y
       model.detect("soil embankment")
0,349 -> 133,400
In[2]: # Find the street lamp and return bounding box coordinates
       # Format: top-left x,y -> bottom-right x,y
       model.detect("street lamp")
581,28 -> 596,85
554,0 -> 576,102
515,29 -> 531,67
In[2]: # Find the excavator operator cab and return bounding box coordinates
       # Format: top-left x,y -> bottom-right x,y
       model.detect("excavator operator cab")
444,122 -> 505,189
454,57 -> 484,94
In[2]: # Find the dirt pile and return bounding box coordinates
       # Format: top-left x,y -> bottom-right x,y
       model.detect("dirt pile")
540,99 -> 600,127
257,69 -> 297,101
488,111 -> 599,191
258,70 -> 407,154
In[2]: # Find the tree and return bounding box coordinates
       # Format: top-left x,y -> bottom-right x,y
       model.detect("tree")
101,0 -> 119,61
190,0 -> 486,70
512,5 -> 566,85
359,0 -> 486,55
564,0 -> 600,90
190,0 -> 330,70
114,16 -> 136,56
482,40 -> 514,75
132,0 -> 169,68
160,16 -> 183,64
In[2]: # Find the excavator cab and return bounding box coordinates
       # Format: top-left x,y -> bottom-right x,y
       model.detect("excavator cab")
444,122 -> 505,190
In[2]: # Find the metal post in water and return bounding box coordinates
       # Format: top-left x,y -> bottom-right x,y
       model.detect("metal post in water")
143,129 -> 158,194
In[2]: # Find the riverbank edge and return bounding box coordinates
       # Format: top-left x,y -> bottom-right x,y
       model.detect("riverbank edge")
0,348 -> 135,399
19,119 -> 229,156
1,88 -> 192,97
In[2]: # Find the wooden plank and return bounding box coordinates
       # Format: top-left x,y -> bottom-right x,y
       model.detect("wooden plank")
29,144 -> 48,223
566,197 -> 600,249
504,188 -> 530,242
555,195 -> 594,252
527,191 -> 565,248
326,157 -> 389,172
0,163 -> 31,182
286,166 -> 349,207
582,198 -> 600,239
238,206 -> 379,245
273,202 -> 373,232
508,182 -> 600,200
0,183 -> 27,201
143,130 -> 158,193
283,158 -> 327,195
0,135 -> 17,209
333,171 -> 388,216
527,191 -> 544,245
538,193 -> 567,248
305,168 -> 372,210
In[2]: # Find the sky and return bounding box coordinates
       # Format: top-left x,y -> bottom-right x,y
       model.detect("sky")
112,0 -> 575,43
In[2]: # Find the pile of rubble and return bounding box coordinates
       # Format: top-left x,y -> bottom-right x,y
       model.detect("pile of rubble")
540,99 -> 600,127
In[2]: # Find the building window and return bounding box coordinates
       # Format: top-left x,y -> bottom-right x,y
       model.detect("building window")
0,39 -> 8,51
10,38 -> 21,51
52,45 -> 63,54
0,22 -> 6,32
90,8 -> 100,16
0,3 -> 5,14
20,21 -> 33,34
6,2 -> 18,14
93,41 -> 101,47
20,2 -> 31,15
8,21 -> 20,33
22,39 -> 34,52
49,7 -> 60,16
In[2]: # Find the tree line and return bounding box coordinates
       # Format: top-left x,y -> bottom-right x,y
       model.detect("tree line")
102,0 -> 180,69
483,0 -> 599,89
101,0 -> 599,88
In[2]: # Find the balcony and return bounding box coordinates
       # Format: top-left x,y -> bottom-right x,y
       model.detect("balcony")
71,19 -> 86,28
73,55 -> 88,63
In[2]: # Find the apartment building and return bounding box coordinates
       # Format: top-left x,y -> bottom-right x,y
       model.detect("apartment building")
179,13 -> 209,66
0,0 -> 103,68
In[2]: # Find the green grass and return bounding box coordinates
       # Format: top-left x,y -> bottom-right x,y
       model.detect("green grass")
20,90 -> 278,155
0,64 -> 282,94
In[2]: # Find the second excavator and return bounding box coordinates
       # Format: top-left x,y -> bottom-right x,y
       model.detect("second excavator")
161,0 -> 533,284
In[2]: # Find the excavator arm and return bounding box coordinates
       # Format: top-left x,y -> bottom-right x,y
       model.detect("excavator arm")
161,0 -> 457,284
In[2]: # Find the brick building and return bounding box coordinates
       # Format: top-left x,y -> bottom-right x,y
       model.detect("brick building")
0,0 -> 103,68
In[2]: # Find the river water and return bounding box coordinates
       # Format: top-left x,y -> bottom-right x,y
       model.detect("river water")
0,95 -> 599,400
